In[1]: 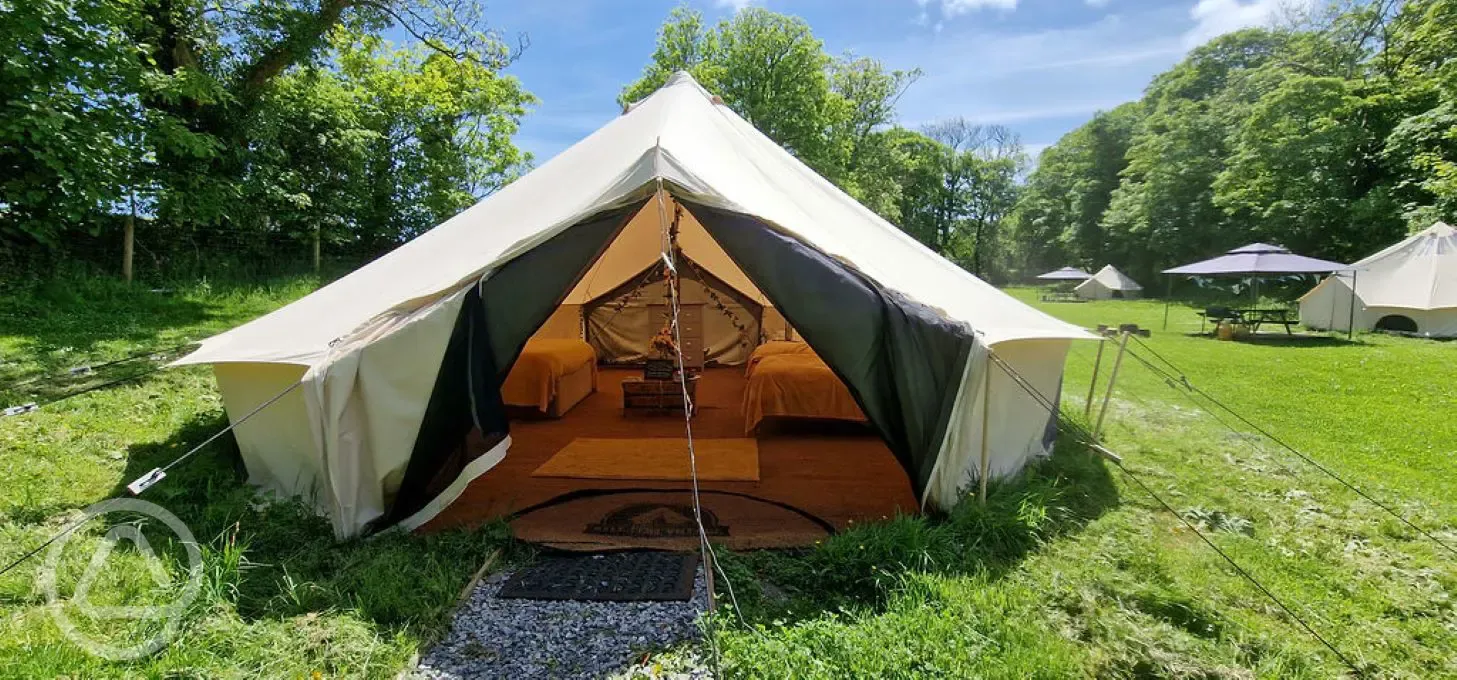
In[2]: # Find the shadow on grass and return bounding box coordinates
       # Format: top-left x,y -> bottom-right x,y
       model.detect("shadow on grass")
0,271 -> 333,390
1181,332 -> 1365,348
110,411 -> 517,641
718,431 -> 1119,623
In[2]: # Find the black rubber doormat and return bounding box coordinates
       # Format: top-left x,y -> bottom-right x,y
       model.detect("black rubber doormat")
496,551 -> 698,602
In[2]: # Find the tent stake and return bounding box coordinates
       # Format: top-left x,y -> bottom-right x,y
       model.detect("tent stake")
703,547 -> 717,614
1083,338 -> 1106,420
1093,332 -> 1130,440
978,361 -> 992,505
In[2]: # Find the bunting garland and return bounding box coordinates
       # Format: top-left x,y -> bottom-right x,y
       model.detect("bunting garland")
600,203 -> 753,352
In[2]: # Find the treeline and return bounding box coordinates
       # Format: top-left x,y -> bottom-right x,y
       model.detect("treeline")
1,0 -> 534,281
1014,0 -> 1457,284
621,8 -> 1028,281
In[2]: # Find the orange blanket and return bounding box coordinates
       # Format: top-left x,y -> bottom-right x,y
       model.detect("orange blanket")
743,353 -> 866,433
745,340 -> 816,376
501,339 -> 597,412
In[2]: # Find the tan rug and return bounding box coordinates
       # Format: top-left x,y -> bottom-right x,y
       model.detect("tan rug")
530,437 -> 760,482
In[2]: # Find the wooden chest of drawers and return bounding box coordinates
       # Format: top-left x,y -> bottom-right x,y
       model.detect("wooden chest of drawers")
647,303 -> 704,368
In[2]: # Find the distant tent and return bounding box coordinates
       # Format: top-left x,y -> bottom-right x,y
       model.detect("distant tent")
1300,222 -> 1457,337
1075,265 -> 1143,300
1035,267 -> 1092,281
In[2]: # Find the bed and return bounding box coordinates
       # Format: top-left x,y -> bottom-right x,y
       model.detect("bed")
744,340 -> 816,376
742,343 -> 866,434
501,339 -> 598,417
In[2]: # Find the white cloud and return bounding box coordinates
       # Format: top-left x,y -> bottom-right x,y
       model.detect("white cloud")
857,5 -> 1192,142
1184,0 -> 1310,46
714,0 -> 756,11
918,0 -> 1018,19
1085,0 -> 1111,7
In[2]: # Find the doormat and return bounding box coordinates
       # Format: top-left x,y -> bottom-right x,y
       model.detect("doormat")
496,551 -> 698,602
586,503 -> 729,538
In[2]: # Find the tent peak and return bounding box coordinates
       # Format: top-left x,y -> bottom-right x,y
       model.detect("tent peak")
623,71 -> 721,115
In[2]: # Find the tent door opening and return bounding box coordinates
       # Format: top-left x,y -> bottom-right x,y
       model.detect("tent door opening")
378,190 -> 979,547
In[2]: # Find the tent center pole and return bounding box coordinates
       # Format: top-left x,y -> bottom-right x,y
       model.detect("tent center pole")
978,360 -> 992,505
1346,270 -> 1357,341
1094,331 -> 1130,440
1162,276 -> 1172,330
1083,339 -> 1106,419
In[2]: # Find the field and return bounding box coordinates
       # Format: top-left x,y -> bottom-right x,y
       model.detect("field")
1,277 -> 1454,678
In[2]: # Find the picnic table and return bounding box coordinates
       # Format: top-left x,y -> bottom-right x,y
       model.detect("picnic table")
1197,307 -> 1299,335
1039,290 -> 1085,303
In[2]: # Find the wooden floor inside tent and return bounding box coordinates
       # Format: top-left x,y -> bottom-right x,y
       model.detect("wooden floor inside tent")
421,367 -> 920,550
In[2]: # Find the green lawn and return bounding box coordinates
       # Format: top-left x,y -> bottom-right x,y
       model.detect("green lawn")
1,278 -> 1453,678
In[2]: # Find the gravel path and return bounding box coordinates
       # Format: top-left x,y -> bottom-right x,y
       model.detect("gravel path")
413,567 -> 712,679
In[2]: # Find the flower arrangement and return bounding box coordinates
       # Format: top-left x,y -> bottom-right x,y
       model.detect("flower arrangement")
650,323 -> 677,358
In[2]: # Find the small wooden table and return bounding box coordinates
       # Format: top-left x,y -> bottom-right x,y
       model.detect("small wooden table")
622,375 -> 698,417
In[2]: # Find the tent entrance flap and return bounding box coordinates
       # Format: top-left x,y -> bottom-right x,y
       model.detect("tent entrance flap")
377,203 -> 643,530
683,202 -> 976,497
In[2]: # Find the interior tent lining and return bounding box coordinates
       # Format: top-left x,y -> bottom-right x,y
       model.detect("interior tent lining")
563,192 -> 768,306
583,255 -> 764,366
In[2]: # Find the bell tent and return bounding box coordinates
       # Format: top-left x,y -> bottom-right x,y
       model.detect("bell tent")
1300,222 -> 1457,336
176,72 -> 1092,539
1075,265 -> 1143,300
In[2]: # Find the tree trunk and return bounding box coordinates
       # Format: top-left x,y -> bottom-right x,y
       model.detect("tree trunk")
312,224 -> 321,273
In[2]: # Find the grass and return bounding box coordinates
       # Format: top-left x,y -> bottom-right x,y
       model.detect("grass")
1,276 -> 1454,678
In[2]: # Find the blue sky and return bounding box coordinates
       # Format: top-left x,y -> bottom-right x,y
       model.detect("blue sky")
486,0 -> 1299,163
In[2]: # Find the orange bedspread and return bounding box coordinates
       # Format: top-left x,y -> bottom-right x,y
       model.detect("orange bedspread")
743,353 -> 866,433
745,340 -> 816,376
501,339 -> 598,412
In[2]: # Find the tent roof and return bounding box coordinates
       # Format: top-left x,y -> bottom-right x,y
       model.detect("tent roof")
178,71 -> 1090,367
1081,264 -> 1142,291
1342,221 -> 1457,310
1163,243 -> 1346,276
1035,267 -> 1092,281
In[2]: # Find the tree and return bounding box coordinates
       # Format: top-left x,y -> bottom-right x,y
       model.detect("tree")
621,7 -> 917,195
0,0 -> 148,245
1014,103 -> 1140,275
0,0 -> 534,277
902,119 -> 1025,277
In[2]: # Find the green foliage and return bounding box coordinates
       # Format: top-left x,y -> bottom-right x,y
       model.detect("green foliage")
1016,1 -> 1457,282
0,0 -> 148,243
1,0 -> 533,280
0,277 -> 519,678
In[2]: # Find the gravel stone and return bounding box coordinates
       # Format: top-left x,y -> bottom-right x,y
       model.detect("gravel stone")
412,566 -> 712,679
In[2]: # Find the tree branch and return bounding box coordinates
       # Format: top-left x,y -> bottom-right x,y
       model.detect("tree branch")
236,0 -> 356,101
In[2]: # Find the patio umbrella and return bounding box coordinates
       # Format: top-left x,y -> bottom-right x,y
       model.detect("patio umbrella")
1160,243 -> 1348,331
1162,243 -> 1346,276
1035,266 -> 1092,281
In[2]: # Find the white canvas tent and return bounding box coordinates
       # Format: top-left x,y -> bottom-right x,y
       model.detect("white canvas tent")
1300,222 -> 1457,336
1075,265 -> 1143,300
177,72 -> 1094,538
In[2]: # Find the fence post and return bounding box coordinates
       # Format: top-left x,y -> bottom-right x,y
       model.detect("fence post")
122,190 -> 135,284
312,224 -> 321,274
